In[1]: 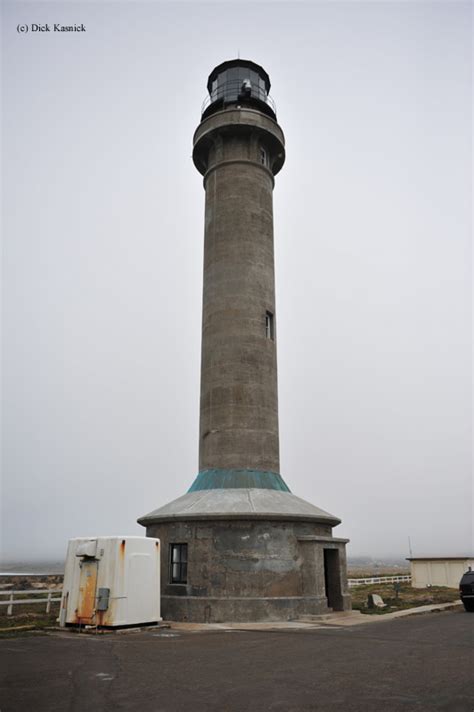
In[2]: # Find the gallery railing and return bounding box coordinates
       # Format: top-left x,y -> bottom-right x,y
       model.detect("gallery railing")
201,80 -> 277,118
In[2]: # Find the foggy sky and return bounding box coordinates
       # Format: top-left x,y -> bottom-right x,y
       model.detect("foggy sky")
1,1 -> 472,564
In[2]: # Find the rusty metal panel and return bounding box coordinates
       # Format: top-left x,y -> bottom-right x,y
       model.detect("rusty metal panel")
77,559 -> 98,623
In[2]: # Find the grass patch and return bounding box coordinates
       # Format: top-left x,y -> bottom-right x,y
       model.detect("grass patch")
351,583 -> 459,615
0,605 -> 60,636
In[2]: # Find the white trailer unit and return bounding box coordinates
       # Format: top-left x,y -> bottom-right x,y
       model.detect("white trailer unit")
409,557 -> 474,589
60,536 -> 161,627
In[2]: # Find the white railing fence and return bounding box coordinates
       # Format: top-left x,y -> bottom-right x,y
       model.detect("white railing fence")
1,580 -> 412,611
0,589 -> 63,615
348,575 -> 411,588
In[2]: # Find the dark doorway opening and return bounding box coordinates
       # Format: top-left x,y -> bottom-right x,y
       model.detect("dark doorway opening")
323,549 -> 343,610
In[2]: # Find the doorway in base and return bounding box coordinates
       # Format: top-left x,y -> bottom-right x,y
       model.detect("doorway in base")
323,548 -> 343,610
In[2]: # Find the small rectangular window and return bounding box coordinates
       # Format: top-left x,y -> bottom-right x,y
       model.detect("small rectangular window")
265,311 -> 274,340
169,543 -> 188,584
260,147 -> 267,166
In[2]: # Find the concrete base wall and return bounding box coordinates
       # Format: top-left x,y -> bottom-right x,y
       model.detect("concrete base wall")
146,518 -> 350,622
161,594 -> 330,623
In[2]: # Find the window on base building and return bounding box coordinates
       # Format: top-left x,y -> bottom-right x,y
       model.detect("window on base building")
265,311 -> 274,340
170,543 -> 188,584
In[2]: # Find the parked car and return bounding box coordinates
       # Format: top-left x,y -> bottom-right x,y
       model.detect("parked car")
459,570 -> 474,612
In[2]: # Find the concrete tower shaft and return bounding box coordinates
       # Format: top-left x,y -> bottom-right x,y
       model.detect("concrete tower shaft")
193,102 -> 285,486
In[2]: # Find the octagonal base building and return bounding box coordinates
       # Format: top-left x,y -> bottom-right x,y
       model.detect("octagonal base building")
138,60 -> 351,623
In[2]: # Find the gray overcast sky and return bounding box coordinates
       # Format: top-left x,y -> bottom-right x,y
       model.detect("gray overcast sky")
1,1 -> 472,563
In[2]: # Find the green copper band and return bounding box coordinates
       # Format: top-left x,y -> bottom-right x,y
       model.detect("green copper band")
188,469 -> 291,493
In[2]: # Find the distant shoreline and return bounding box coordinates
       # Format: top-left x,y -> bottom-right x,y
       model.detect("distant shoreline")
0,563 -> 65,575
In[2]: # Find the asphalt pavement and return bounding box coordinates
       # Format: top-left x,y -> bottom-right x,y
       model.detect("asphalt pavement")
0,609 -> 473,711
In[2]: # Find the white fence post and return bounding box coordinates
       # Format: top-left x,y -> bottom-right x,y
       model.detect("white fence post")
0,589 -> 62,615
348,575 -> 411,588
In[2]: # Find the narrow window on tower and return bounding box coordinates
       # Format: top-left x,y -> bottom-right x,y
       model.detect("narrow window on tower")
265,311 -> 274,340
169,543 -> 188,584
260,147 -> 267,166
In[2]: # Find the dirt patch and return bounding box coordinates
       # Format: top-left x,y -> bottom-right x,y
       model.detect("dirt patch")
0,574 -> 63,592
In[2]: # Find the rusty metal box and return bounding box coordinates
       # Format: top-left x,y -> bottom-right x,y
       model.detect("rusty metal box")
59,536 -> 161,627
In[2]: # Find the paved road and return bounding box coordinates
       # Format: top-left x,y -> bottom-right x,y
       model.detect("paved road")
0,610 -> 472,711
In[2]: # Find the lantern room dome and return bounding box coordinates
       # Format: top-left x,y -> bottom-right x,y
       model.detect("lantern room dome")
201,59 -> 277,120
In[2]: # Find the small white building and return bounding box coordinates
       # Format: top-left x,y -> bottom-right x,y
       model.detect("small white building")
408,557 -> 474,589
60,536 -> 161,627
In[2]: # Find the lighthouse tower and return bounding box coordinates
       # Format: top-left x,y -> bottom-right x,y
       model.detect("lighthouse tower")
139,60 -> 350,622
